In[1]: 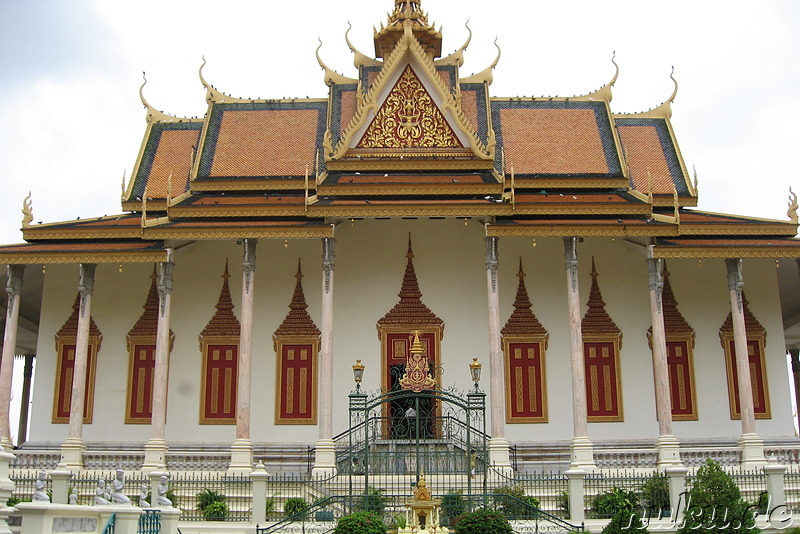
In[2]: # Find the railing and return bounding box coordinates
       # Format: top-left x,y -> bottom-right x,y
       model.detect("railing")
102,513 -> 116,534
138,510 -> 161,534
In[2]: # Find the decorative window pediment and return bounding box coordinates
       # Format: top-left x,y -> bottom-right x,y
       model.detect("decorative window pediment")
502,261 -> 549,423
125,268 -> 175,424
582,259 -> 623,422
198,261 -> 240,424
274,262 -> 320,425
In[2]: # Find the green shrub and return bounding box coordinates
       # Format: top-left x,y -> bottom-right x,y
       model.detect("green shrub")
602,509 -> 650,534
6,497 -> 21,507
334,511 -> 385,534
590,487 -> 638,518
676,459 -> 759,534
454,508 -> 513,534
441,492 -> 467,525
557,490 -> 570,519
392,512 -> 407,529
196,488 -> 225,514
356,487 -> 388,515
284,497 -> 309,520
492,485 -> 540,518
203,501 -> 228,521
640,472 -> 670,517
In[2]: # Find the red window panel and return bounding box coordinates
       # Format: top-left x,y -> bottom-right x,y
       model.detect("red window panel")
54,344 -> 95,423
666,341 -> 696,419
203,345 -> 238,422
129,344 -> 156,421
584,341 -> 622,421
726,339 -> 770,418
507,342 -> 546,422
278,344 -> 315,422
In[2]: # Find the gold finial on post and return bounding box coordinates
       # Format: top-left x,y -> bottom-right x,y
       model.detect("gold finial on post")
788,187 -> 798,225
21,192 -> 33,228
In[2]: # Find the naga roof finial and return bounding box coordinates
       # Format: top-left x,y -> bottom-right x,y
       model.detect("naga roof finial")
788,187 -> 798,225
461,37 -> 501,85
139,72 -> 177,123
21,191 -> 33,228
316,39 -> 358,85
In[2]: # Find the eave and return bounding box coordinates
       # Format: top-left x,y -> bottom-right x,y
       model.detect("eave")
141,220 -> 333,240
653,237 -> 800,259
0,241 -> 167,264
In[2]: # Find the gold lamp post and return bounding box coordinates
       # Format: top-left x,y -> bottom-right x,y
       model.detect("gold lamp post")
352,359 -> 365,392
469,358 -> 482,392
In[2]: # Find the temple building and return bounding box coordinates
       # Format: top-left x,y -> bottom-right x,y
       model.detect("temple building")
2,0 -> 800,475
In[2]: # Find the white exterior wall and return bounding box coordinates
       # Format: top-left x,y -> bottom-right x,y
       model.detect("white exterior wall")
27,219 -> 796,447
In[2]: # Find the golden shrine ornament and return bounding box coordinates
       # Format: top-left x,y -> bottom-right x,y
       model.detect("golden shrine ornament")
400,331 -> 436,392
358,66 -> 463,150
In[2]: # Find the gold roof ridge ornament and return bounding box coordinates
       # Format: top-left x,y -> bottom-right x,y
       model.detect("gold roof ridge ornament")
787,187 -> 798,225
435,20 -> 471,67
139,72 -> 181,124
399,331 -> 436,392
581,51 -> 619,102
316,39 -> 358,86
616,67 -> 679,118
346,22 -> 382,68
460,37 -> 501,85
21,192 -> 33,229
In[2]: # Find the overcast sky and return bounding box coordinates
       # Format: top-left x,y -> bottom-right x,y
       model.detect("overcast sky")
0,0 -> 798,245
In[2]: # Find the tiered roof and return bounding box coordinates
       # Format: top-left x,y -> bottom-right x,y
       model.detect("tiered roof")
1,0 -> 798,264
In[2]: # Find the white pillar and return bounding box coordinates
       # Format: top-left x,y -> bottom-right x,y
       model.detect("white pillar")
485,236 -> 511,470
231,239 -> 257,472
251,461 -> 270,525
646,249 -> 681,469
563,237 -> 595,470
313,237 -> 336,475
565,468 -> 586,523
0,265 -> 24,450
59,263 -> 96,470
725,258 -> 765,468
144,255 -> 174,472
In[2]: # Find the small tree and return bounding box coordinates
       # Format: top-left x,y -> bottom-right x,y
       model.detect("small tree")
441,492 -> 467,526
334,511 -> 385,534
356,487 -> 388,515
676,459 -> 759,534
640,472 -> 670,518
454,508 -> 513,534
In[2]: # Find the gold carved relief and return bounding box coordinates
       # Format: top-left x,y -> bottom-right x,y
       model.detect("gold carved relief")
358,66 -> 463,150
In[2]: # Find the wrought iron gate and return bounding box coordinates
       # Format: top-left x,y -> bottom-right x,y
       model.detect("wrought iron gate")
345,385 -> 488,497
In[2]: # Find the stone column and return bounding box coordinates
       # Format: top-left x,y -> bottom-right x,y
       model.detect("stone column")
313,237 -> 336,475
143,254 -> 174,471
251,461 -> 270,525
564,468 -> 586,523
666,466 -> 688,525
17,354 -> 34,446
725,258 -> 765,468
563,237 -> 595,470
59,263 -> 96,470
0,265 -> 24,450
789,349 -> 800,434
484,236 -> 511,470
230,239 -> 257,472
646,249 -> 682,469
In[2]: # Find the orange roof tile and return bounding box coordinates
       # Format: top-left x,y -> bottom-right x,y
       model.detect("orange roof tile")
461,89 -> 479,134
498,107 -> 610,175
186,195 -> 305,207
204,105 -> 324,178
340,91 -> 357,138
617,124 -> 674,194
336,174 -> 485,184
146,129 -> 200,198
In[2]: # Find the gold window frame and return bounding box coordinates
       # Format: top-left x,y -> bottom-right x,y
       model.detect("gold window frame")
503,336 -> 548,424
583,334 -> 623,423
199,336 -> 239,425
274,337 -> 319,425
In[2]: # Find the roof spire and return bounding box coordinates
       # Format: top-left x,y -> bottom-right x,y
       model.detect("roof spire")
274,260 -> 321,338
375,0 -> 441,58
